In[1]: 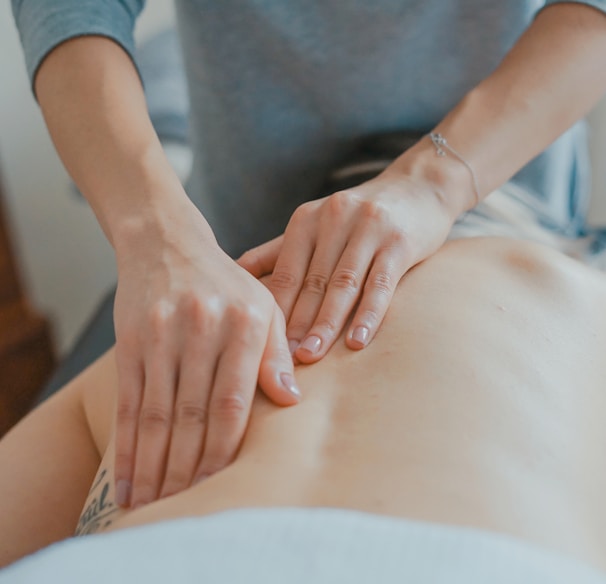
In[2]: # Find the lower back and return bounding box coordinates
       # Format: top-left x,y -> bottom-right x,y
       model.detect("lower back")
107,237 -> 606,570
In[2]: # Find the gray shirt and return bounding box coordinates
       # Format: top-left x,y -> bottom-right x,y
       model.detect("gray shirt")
12,0 -> 606,255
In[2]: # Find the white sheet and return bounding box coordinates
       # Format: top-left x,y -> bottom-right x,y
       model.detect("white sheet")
1,508 -> 604,583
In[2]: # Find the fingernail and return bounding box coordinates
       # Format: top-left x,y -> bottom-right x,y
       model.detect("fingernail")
280,372 -> 301,399
352,326 -> 369,347
288,339 -> 299,356
116,480 -> 132,507
299,335 -> 322,354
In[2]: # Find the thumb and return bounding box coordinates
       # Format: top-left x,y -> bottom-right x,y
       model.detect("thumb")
237,235 -> 283,278
258,305 -> 301,406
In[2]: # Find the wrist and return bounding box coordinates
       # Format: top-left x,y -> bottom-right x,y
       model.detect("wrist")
389,134 -> 480,219
112,193 -> 217,265
89,143 -> 213,251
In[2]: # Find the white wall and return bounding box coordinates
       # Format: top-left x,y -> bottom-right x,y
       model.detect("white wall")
0,1 -> 176,354
1,2 -> 606,355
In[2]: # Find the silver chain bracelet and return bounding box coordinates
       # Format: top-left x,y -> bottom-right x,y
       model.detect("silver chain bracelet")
428,132 -> 481,206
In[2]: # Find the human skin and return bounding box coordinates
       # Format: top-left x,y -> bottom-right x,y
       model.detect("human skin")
33,2 -> 606,511
239,3 -> 606,362
0,236 -> 605,572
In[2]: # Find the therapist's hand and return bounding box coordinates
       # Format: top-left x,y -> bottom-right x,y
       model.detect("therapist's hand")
238,156 -> 466,363
112,199 -> 300,509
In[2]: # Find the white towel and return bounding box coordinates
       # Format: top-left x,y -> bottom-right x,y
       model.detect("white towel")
1,508 -> 604,583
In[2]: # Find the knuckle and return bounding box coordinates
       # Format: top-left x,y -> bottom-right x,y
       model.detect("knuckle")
369,271 -> 394,296
238,248 -> 257,267
386,228 -> 409,249
358,308 -> 380,329
330,268 -> 359,291
180,294 -> 209,335
238,248 -> 252,261
273,344 -> 292,364
174,401 -> 208,427
271,269 -> 299,291
139,404 -> 172,432
243,303 -> 265,327
179,290 -> 204,317
360,199 -> 389,222
116,399 -> 138,425
303,272 -> 328,295
292,201 -> 315,221
148,300 -> 175,338
213,392 -> 248,422
286,319 -> 309,338
314,316 -> 338,334
327,190 -> 356,217
227,302 -> 265,331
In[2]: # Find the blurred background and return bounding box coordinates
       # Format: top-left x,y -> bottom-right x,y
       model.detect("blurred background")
0,0 -> 605,359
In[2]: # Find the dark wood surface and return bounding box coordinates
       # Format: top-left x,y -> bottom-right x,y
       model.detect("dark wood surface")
0,170 -> 55,437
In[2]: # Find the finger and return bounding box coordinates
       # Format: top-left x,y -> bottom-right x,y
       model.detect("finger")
258,305 -> 301,405
286,198 -> 355,354
346,247 -> 406,351
159,331 -> 218,499
237,235 -> 283,278
130,341 -> 178,509
269,205 -> 316,321
294,234 -> 375,363
114,342 -> 144,508
193,311 -> 267,481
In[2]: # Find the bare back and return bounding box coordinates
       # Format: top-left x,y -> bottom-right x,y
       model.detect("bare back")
78,237 -> 606,572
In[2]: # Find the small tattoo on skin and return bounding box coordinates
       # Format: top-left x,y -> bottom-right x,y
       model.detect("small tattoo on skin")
75,469 -> 120,536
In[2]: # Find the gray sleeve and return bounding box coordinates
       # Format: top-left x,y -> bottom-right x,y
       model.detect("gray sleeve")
542,0 -> 606,14
11,0 -> 146,92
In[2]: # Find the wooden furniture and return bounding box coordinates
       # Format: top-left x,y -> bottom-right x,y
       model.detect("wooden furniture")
0,169 -> 55,437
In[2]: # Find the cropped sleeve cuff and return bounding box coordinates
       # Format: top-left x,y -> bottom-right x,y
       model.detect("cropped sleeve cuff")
541,0 -> 606,16
11,0 -> 145,94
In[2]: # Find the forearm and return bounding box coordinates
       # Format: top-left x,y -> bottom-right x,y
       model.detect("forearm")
396,3 -> 606,216
35,36 -> 212,250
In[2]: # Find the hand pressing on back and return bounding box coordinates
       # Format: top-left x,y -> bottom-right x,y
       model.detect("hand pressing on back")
112,197 -> 300,509
238,148 -> 471,364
